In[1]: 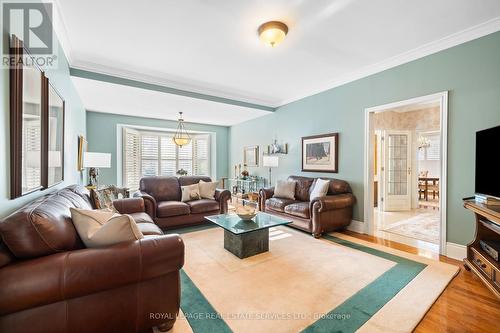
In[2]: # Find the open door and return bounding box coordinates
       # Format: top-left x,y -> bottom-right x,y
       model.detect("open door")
382,130 -> 412,211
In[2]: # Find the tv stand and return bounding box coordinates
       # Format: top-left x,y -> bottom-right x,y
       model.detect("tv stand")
463,200 -> 500,298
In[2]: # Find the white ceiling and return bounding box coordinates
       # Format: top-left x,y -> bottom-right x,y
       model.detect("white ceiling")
71,77 -> 270,126
54,0 -> 500,123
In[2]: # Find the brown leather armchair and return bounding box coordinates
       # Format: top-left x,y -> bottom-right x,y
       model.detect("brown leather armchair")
0,185 -> 184,333
135,176 -> 231,230
259,175 -> 355,238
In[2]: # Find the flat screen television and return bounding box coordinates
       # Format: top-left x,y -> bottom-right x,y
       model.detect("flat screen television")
475,125 -> 500,199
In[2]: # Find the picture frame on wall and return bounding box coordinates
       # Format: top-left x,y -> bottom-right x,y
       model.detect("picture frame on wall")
9,35 -> 46,198
78,135 -> 87,171
44,82 -> 65,188
302,133 -> 339,173
243,145 -> 259,167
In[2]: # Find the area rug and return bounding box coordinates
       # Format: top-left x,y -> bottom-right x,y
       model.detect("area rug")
382,212 -> 440,244
164,225 -> 458,333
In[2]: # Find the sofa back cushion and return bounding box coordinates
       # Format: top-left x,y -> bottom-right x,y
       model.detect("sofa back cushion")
0,185 -> 91,259
288,176 -> 315,202
309,177 -> 352,195
140,176 -> 181,201
178,176 -> 212,186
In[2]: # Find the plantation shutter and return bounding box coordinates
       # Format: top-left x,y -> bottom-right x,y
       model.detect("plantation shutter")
122,128 -> 212,185
123,127 -> 141,190
160,136 -> 177,176
193,135 -> 210,176
178,141 -> 193,175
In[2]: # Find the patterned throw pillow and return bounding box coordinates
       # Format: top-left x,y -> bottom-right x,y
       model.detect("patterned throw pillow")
90,186 -> 130,212
181,184 -> 201,202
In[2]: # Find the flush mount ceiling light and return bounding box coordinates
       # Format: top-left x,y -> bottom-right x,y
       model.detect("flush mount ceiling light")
173,112 -> 191,147
258,21 -> 288,47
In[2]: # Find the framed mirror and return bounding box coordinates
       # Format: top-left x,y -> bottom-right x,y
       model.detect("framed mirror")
43,82 -> 65,188
10,35 -> 46,198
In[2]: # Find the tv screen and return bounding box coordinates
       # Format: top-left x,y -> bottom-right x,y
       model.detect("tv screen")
475,125 -> 500,199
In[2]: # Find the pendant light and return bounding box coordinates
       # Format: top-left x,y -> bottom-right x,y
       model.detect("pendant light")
173,112 -> 191,147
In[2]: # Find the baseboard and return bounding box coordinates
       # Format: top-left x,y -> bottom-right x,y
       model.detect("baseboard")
446,242 -> 467,261
347,219 -> 366,234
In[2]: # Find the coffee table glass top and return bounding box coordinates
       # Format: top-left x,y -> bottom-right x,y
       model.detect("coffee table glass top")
205,212 -> 292,235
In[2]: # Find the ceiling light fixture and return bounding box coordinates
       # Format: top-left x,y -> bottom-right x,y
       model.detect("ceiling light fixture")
173,112 -> 191,147
258,21 -> 288,47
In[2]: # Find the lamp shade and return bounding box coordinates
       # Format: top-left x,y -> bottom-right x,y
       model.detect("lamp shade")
263,155 -> 279,168
83,152 -> 111,168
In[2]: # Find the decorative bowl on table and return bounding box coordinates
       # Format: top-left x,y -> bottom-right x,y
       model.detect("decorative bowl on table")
236,206 -> 257,221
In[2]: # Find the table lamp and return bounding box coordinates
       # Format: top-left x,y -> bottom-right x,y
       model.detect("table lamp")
83,152 -> 111,188
262,155 -> 279,186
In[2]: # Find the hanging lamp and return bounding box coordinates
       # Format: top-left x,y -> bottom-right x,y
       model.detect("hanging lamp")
173,112 -> 191,147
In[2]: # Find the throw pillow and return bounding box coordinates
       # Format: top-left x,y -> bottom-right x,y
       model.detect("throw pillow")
181,183 -> 201,202
70,208 -> 144,248
198,180 -> 218,199
90,188 -> 118,212
273,180 -> 297,200
310,178 -> 330,200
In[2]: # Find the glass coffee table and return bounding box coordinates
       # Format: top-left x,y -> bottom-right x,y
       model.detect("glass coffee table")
205,212 -> 292,259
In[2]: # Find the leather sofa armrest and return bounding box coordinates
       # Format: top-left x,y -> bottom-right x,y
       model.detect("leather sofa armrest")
113,197 -> 145,215
215,189 -> 231,214
258,187 -> 275,211
0,235 -> 184,315
134,191 -> 157,218
311,193 -> 355,212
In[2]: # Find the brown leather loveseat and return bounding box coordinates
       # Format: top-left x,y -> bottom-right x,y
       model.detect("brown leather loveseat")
135,176 -> 231,230
0,185 -> 184,333
259,175 -> 355,238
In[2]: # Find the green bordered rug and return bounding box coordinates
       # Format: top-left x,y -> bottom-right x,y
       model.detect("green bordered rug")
167,225 -> 456,333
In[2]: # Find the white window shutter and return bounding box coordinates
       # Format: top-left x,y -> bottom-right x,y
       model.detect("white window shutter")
193,135 -> 210,176
123,127 -> 141,190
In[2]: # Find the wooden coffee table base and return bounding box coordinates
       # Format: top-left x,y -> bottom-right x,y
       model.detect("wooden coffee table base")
223,228 -> 269,259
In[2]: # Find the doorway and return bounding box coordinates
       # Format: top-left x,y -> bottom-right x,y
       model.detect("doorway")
364,92 -> 448,255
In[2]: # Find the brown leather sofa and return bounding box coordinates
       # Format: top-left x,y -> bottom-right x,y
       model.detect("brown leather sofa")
0,185 -> 184,333
259,175 -> 355,238
135,176 -> 231,229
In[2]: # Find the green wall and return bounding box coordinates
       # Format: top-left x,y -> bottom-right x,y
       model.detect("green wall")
0,19 -> 86,218
86,111 -> 230,185
229,31 -> 500,246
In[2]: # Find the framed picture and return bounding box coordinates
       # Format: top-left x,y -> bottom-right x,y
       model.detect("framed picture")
43,82 -> 65,188
9,35 -> 46,198
78,135 -> 87,171
302,133 -> 339,173
243,145 -> 259,167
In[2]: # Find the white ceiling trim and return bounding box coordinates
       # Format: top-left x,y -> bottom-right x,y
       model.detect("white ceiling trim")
278,16 -> 500,106
51,0 -> 500,111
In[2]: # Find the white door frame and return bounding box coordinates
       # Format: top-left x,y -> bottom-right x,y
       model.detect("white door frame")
363,91 -> 448,255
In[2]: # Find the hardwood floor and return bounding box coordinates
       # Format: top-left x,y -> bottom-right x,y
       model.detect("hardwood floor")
342,230 -> 500,333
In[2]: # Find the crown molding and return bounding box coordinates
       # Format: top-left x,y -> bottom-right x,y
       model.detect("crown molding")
278,16 -> 500,106
45,0 -> 75,64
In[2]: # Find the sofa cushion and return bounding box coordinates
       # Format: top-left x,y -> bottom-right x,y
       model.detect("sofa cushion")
179,176 -> 212,186
0,185 -> 90,259
137,222 -> 163,236
288,176 -> 315,201
310,178 -> 330,200
273,180 -> 296,200
157,201 -> 190,218
129,212 -> 154,224
284,202 -> 311,219
187,199 -> 220,214
181,184 -> 201,202
198,180 -> 218,199
265,197 -> 298,212
70,208 -> 144,248
140,176 -> 181,201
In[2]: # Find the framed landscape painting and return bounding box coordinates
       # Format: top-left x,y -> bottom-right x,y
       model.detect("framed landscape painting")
302,133 -> 338,173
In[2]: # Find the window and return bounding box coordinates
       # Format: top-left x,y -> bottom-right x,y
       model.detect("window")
123,127 -> 211,189
418,133 -> 440,161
